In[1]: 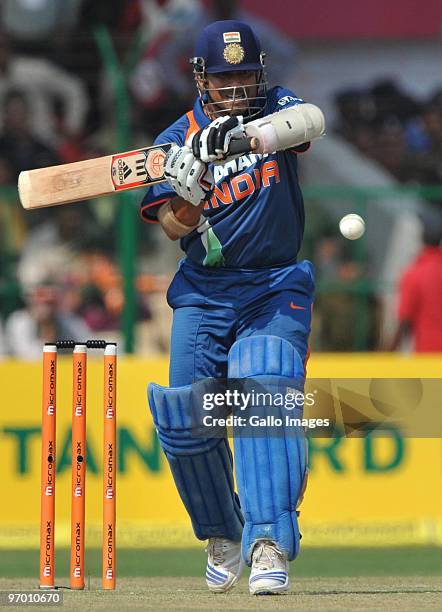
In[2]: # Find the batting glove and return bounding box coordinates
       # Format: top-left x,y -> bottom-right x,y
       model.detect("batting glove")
164,145 -> 214,206
191,116 -> 246,163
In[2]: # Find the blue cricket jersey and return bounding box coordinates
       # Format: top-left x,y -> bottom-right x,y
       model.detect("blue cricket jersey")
140,86 -> 310,269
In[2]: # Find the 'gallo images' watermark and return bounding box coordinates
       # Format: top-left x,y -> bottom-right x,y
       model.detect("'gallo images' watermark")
185,377 -> 441,438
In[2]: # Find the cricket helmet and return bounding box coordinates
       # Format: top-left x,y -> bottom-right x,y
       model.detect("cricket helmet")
190,20 -> 267,120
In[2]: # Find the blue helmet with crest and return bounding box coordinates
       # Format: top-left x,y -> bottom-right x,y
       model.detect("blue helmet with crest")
190,20 -> 267,120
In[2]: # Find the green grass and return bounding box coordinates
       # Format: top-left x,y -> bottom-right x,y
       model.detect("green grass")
1,577 -> 442,611
3,547 -> 442,580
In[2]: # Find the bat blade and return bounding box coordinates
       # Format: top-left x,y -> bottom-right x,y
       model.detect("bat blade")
18,143 -> 172,209
17,137 -> 257,210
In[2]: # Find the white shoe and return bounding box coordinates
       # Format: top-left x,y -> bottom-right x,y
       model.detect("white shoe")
249,540 -> 289,595
205,537 -> 243,593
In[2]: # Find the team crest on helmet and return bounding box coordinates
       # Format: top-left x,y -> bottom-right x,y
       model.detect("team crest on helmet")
223,43 -> 245,65
223,32 -> 241,43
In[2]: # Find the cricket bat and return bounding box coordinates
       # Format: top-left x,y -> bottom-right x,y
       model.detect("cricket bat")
18,138 -> 257,210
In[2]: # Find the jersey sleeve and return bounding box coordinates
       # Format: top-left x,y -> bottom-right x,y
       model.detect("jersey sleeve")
139,117 -> 188,223
268,86 -> 311,154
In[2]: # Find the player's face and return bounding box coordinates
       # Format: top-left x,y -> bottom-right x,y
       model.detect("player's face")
205,70 -> 259,116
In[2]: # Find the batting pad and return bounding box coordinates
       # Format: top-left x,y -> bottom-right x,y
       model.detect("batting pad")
148,382 -> 244,542
228,335 -> 307,564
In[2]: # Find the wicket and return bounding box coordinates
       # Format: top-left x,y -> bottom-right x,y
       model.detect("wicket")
39,340 -> 117,590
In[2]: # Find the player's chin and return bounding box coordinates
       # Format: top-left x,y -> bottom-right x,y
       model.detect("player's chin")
212,109 -> 244,119
221,102 -> 249,115
229,109 -> 246,117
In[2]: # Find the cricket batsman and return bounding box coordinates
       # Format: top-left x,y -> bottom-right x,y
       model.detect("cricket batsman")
142,20 -> 325,595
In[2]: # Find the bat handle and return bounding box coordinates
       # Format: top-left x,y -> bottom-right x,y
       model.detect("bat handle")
228,136 -> 259,156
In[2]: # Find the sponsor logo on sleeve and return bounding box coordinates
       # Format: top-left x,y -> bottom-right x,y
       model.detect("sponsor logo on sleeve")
278,95 -> 304,106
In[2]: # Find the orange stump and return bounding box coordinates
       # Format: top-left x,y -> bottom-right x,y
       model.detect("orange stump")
102,343 -> 117,590
40,344 -> 58,589
70,344 -> 87,590
39,339 -> 117,589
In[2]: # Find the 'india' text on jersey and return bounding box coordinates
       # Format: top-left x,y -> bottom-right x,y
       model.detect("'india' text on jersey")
140,87 -> 310,269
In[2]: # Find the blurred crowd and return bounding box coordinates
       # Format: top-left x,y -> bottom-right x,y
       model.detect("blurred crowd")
0,0 -> 440,357
0,0 -> 298,358
332,79 -> 442,351
335,80 -> 442,188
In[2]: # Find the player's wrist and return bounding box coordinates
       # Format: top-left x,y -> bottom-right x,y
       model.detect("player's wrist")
171,197 -> 204,226
158,199 -> 200,240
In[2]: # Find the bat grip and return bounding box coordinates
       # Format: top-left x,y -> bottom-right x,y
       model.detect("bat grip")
228,136 -> 259,156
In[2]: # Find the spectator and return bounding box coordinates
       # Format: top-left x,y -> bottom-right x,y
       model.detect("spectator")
79,285 -> 120,332
4,281 -> 90,359
130,0 -> 297,136
75,249 -> 123,332
370,80 -> 420,124
0,90 -> 59,179
0,156 -> 25,326
387,210 -> 442,352
410,92 -> 442,186
130,0 -> 205,136
1,0 -> 83,43
0,154 -> 13,184
74,247 -> 152,333
0,155 -> 26,258
57,0 -> 138,134
0,32 -> 88,144
17,205 -> 99,287
370,117 -> 408,181
313,234 -> 379,351
335,79 -> 442,190
208,0 -> 298,87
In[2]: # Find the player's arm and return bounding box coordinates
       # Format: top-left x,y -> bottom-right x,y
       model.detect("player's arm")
385,268 -> 417,350
159,196 -> 205,241
191,105 -> 325,163
158,145 -> 214,241
244,104 -> 325,155
385,321 -> 411,351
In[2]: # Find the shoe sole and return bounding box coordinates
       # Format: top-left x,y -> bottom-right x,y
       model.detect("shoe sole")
207,573 -> 240,593
207,558 -> 244,594
250,579 -> 289,595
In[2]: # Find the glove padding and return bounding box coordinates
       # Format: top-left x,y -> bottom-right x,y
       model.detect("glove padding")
191,115 -> 246,163
164,145 -> 214,206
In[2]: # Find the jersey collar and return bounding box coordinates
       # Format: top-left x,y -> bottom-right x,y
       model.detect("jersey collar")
193,97 -> 212,128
